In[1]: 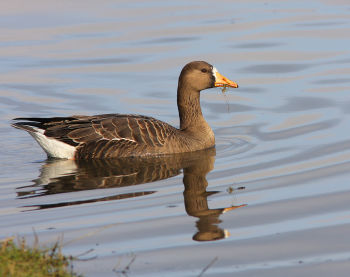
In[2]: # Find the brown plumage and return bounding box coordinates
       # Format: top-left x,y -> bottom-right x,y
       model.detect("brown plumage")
12,61 -> 238,159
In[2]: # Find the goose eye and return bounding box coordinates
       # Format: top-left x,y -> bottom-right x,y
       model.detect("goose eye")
201,68 -> 208,73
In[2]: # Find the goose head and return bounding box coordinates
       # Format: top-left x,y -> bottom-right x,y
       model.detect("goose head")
178,61 -> 238,92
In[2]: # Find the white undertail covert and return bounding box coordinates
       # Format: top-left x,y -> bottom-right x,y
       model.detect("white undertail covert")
29,128 -> 76,159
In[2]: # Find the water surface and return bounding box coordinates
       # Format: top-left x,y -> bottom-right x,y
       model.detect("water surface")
1,1 -> 350,276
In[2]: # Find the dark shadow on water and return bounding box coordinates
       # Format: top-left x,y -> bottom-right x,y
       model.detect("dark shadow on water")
241,63 -> 311,74
141,36 -> 199,44
16,148 -> 246,241
233,42 -> 283,49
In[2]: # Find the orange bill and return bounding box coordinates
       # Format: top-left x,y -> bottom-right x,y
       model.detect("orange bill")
215,71 -> 239,88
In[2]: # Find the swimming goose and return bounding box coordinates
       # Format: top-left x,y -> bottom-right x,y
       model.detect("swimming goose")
12,61 -> 238,159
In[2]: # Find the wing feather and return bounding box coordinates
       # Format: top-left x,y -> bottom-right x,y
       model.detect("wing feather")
13,114 -> 177,158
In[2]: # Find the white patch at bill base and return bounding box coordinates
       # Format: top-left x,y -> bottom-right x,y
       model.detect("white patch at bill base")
212,67 -> 218,81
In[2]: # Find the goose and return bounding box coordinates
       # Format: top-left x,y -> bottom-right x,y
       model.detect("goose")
12,61 -> 238,159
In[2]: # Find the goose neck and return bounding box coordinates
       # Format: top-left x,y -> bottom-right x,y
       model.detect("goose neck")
177,84 -> 205,130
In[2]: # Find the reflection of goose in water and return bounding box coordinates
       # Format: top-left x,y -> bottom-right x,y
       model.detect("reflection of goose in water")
17,148 -> 246,241
182,151 -> 246,241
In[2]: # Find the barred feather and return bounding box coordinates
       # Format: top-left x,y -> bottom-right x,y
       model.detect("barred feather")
12,114 -> 178,159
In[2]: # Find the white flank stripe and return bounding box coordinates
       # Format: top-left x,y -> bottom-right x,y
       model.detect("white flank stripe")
30,131 -> 76,159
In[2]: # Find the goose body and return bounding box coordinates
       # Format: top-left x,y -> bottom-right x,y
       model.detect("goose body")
12,61 -> 238,159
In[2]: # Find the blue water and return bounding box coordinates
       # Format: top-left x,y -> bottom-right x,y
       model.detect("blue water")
1,1 -> 350,276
